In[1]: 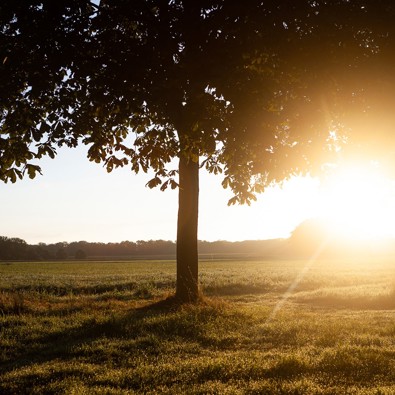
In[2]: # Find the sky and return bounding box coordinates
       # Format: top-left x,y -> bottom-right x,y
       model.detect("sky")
0,145 -> 321,245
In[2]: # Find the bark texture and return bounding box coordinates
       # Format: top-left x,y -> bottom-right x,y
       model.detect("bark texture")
176,153 -> 199,302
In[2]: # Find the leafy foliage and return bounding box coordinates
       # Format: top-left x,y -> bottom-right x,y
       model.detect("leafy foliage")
2,1 -> 394,200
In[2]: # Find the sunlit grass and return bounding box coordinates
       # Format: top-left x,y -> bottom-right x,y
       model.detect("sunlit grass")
1,258 -> 395,393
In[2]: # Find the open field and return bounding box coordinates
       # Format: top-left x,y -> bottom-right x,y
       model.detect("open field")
1,257 -> 395,394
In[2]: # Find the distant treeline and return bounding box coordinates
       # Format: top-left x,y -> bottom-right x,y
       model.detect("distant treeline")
0,236 -> 286,261
3,219 -> 395,261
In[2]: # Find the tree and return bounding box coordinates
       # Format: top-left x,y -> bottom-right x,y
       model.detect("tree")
289,218 -> 334,256
56,247 -> 68,260
1,1 -> 394,301
75,249 -> 87,259
0,236 -> 28,260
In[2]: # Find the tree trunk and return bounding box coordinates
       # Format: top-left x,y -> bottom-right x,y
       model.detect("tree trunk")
176,152 -> 199,302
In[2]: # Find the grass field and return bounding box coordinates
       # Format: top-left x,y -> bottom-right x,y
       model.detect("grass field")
1,257 -> 395,394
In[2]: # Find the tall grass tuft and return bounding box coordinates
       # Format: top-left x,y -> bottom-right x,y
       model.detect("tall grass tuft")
0,291 -> 26,315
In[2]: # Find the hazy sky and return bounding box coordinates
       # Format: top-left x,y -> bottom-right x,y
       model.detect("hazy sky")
0,145 -> 320,244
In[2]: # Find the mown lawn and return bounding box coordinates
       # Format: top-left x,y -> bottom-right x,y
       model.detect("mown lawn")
1,257 -> 395,394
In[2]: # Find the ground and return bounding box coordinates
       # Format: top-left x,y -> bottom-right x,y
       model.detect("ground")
1,257 -> 395,394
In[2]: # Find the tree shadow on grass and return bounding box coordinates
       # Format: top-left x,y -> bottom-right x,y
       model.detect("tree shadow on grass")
0,295 -> 248,378
12,281 -> 174,297
135,294 -> 183,312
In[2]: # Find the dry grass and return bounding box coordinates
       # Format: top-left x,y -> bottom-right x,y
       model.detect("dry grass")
1,257 -> 395,394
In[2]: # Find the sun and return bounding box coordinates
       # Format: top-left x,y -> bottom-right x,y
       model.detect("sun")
317,162 -> 395,242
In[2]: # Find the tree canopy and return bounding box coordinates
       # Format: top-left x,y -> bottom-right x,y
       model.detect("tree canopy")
2,0 -> 395,301
2,0 -> 378,191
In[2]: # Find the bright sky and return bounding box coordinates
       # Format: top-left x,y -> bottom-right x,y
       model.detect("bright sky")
2,145 -> 395,245
315,162 -> 395,241
0,145 -> 323,244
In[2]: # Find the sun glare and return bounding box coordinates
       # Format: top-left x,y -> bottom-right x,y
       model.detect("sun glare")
318,162 -> 395,242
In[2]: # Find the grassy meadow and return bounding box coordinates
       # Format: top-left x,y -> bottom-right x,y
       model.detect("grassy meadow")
1,257 -> 395,394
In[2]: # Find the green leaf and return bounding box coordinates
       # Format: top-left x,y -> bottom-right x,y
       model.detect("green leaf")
169,179 -> 178,189
227,196 -> 238,206
7,169 -> 17,183
160,180 -> 169,191
32,128 -> 42,142
46,146 -> 56,159
25,164 -> 42,179
145,177 -> 162,189
106,158 -> 114,173
221,177 -> 230,189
